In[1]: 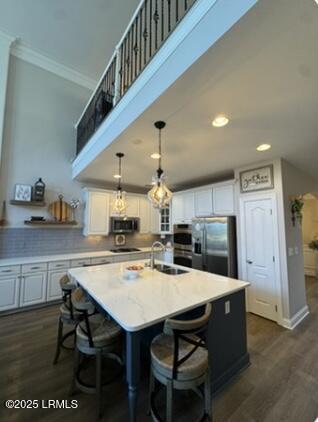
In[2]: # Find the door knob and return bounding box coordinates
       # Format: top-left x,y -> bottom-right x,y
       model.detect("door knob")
246,260 -> 253,264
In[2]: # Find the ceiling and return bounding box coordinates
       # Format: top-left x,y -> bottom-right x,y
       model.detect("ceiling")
0,0 -> 140,79
77,0 -> 318,192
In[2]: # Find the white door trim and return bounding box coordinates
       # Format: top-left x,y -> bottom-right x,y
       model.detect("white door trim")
239,192 -> 283,325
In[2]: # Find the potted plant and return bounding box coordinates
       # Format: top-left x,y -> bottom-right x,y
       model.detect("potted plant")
309,239 -> 318,278
290,196 -> 304,226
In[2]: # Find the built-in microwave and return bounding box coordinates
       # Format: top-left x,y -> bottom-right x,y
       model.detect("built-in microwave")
110,217 -> 139,234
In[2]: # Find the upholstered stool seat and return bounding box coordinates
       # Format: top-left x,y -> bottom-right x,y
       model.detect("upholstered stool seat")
59,303 -> 81,323
76,313 -> 122,350
151,333 -> 208,382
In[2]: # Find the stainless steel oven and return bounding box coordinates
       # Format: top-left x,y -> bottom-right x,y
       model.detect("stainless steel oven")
173,248 -> 192,268
173,224 -> 192,251
173,224 -> 192,268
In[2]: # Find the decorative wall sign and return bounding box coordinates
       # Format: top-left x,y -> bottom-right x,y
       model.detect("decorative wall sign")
14,184 -> 32,201
240,165 -> 274,193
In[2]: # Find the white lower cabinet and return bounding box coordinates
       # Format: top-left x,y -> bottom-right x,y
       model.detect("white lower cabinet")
20,272 -> 47,307
0,275 -> 20,311
47,270 -> 67,302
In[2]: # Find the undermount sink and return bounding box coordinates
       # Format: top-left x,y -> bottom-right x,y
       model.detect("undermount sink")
154,264 -> 188,276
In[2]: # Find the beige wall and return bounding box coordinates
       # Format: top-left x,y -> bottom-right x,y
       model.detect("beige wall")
0,56 -> 91,227
302,198 -> 318,245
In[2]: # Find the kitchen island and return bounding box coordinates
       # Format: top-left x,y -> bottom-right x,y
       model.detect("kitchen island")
69,260 -> 250,422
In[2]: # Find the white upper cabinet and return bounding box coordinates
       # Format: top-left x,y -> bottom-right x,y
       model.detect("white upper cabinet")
83,189 -> 110,236
213,184 -> 235,215
183,192 -> 195,223
172,192 -> 195,224
172,194 -> 184,224
126,194 -> 140,217
139,196 -> 150,234
150,206 -> 160,234
195,189 -> 213,217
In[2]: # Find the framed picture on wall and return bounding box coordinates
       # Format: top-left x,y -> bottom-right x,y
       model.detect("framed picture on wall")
14,184 -> 32,202
240,165 -> 274,193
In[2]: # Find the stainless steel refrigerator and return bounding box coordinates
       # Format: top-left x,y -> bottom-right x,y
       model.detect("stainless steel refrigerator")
192,217 -> 237,278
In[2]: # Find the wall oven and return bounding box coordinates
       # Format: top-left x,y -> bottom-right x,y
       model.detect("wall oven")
110,217 -> 139,234
173,224 -> 192,268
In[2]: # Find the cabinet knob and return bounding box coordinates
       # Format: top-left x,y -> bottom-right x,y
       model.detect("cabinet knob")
246,260 -> 253,265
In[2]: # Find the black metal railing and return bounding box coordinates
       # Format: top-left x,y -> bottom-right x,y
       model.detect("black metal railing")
76,0 -> 197,155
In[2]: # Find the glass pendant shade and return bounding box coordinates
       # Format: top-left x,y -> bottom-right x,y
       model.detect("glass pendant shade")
148,121 -> 173,209
112,189 -> 127,216
112,152 -> 127,216
148,172 -> 172,209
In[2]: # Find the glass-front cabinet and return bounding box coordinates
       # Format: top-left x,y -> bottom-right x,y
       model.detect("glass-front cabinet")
160,205 -> 172,234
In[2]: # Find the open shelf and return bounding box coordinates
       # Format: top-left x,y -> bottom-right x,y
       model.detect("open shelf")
10,200 -> 46,207
24,220 -> 77,226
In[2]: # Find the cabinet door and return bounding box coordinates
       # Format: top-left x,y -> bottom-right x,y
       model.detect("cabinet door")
84,190 -> 110,236
20,272 -> 47,307
160,205 -> 172,234
213,184 -> 235,215
0,276 -> 20,311
195,189 -> 213,217
126,195 -> 140,217
47,270 -> 65,302
183,192 -> 195,223
172,195 -> 184,224
150,206 -> 160,234
139,196 -> 150,234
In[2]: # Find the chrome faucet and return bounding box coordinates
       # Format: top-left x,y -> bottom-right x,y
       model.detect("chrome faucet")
150,241 -> 166,270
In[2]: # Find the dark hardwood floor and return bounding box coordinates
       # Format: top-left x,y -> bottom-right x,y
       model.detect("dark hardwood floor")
1,277 -> 318,422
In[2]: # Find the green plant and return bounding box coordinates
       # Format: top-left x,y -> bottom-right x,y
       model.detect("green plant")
309,240 -> 318,251
291,197 -> 304,226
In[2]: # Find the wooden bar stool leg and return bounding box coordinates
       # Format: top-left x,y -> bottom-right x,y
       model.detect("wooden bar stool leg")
70,346 -> 80,395
204,371 -> 212,421
166,379 -> 173,422
53,316 -> 63,365
148,369 -> 155,415
96,350 -> 103,419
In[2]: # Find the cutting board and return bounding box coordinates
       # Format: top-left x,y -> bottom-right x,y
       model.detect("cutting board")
48,195 -> 72,222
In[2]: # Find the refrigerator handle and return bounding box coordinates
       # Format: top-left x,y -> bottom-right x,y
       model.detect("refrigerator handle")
202,225 -> 207,271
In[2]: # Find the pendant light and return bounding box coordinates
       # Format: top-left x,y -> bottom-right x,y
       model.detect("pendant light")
148,121 -> 173,209
112,152 -> 127,216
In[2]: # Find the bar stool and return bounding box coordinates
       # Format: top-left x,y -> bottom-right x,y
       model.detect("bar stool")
53,274 -> 81,364
149,303 -> 212,422
70,287 -> 124,419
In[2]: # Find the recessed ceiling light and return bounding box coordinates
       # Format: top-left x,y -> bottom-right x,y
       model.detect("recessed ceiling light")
113,174 -> 121,179
212,115 -> 229,127
151,153 -> 161,159
256,143 -> 272,152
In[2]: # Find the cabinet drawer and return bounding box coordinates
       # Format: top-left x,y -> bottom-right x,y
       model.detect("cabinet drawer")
48,260 -> 70,271
22,262 -> 48,274
112,254 -> 131,263
91,257 -> 113,265
71,258 -> 91,268
0,265 -> 20,277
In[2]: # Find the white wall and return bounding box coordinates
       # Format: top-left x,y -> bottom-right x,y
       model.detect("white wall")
0,56 -> 91,227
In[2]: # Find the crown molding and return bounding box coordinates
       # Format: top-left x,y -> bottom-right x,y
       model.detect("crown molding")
10,43 -> 97,90
0,29 -> 17,46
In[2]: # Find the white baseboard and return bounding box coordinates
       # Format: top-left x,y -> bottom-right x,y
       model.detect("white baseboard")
282,305 -> 309,330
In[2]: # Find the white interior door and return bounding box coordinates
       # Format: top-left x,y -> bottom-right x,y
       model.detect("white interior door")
243,197 -> 277,321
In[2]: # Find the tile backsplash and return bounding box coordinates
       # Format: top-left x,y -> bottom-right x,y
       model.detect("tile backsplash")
0,228 -> 167,258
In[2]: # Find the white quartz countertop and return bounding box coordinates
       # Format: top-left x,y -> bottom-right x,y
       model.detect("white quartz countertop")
0,247 -> 155,267
69,260 -> 250,332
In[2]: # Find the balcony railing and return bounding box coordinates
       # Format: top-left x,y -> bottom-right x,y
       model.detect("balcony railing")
75,0 -> 197,155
